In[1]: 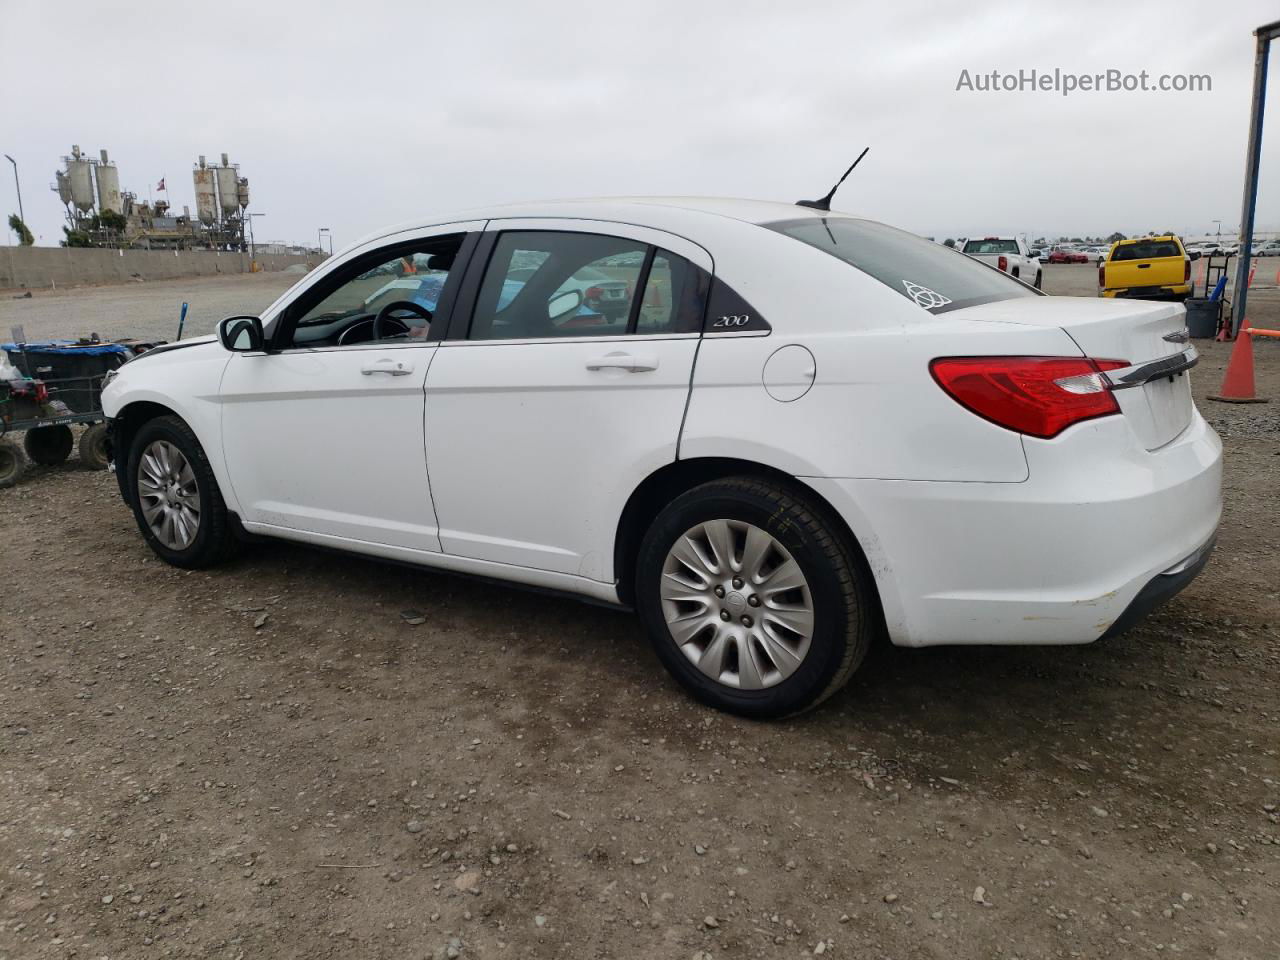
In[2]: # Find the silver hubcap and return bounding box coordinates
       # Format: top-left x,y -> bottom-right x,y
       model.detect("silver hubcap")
660,519 -> 814,690
136,440 -> 201,550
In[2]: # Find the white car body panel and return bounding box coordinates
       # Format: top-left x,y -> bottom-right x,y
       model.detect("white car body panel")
425,217 -> 712,579
219,342 -> 444,551
100,196 -> 1223,651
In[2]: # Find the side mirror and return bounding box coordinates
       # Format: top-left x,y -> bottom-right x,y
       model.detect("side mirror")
1189,251 -> 1202,261
547,288 -> 584,320
218,315 -> 265,352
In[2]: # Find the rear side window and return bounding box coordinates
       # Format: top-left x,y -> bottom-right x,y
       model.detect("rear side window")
962,239 -> 1019,255
766,217 -> 1039,313
1111,240 -> 1183,261
469,231 -> 702,340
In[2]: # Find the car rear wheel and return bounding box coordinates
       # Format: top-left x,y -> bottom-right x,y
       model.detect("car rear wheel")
24,424 -> 74,465
127,415 -> 238,568
636,477 -> 878,718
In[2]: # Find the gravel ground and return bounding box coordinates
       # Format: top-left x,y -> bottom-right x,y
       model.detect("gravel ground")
1,270 -> 1277,960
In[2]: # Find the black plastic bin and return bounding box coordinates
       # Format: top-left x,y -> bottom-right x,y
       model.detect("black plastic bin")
1184,298 -> 1220,340
2,341 -> 130,414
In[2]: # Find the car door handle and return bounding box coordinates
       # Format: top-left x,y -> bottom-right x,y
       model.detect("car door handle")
361,358 -> 414,376
585,352 -> 659,372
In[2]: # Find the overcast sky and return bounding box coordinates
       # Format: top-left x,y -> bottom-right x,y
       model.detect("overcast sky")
3,0 -> 1278,249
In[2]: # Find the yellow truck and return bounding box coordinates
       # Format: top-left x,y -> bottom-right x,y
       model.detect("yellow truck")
1099,236 -> 1195,301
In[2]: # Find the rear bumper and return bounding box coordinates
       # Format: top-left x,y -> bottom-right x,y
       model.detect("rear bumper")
1099,534 -> 1215,640
1102,283 -> 1191,300
805,410 -> 1222,647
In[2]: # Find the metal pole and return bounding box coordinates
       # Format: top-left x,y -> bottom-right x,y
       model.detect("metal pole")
1231,20 -> 1280,336
3,154 -> 23,231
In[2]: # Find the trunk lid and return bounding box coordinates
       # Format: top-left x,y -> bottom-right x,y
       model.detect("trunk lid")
945,296 -> 1194,450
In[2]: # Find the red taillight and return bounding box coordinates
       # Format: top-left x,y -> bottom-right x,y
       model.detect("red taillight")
1098,264 -> 1105,286
997,255 -> 1008,272
930,356 -> 1128,439
585,285 -> 604,300
1184,259 -> 1191,282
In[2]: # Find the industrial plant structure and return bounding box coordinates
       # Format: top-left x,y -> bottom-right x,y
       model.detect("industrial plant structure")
52,146 -> 250,250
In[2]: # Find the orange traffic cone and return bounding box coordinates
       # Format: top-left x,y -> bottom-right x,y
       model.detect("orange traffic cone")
1210,319 -> 1267,403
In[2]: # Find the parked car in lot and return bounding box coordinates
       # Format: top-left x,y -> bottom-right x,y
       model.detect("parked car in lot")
1099,235 -> 1194,301
1048,246 -> 1089,264
1252,240 -> 1280,257
101,197 -> 1221,718
959,236 -> 1042,289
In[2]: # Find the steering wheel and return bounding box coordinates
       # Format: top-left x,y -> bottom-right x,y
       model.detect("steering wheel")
372,300 -> 433,341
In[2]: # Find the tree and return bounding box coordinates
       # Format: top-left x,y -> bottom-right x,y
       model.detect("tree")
943,238 -> 956,248
1107,231 -> 1126,243
61,227 -> 91,248
8,213 -> 33,246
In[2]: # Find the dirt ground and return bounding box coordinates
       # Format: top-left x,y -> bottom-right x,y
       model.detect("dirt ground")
1,268 -> 1278,960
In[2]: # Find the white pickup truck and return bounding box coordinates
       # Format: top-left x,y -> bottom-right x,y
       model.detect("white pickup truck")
960,236 -> 1042,289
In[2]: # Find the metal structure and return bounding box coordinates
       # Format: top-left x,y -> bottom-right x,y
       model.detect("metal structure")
193,156 -> 217,225
3,154 -> 23,230
66,146 -> 94,213
51,145 -> 251,250
93,149 -> 122,215
1232,18 -> 1280,336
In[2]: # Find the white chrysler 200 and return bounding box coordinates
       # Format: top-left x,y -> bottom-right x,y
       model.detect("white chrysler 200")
101,197 -> 1221,718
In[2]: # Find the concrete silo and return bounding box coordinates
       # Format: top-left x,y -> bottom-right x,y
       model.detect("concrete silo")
193,156 -> 217,225
94,149 -> 122,215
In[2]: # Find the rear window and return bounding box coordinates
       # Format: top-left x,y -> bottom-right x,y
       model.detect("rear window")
1112,240 -> 1183,261
962,239 -> 1018,255
766,217 -> 1039,313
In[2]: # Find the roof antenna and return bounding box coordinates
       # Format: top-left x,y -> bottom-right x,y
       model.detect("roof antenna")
796,147 -> 870,211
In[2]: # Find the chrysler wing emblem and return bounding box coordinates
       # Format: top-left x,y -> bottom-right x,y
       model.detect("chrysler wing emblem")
1163,329 -> 1190,344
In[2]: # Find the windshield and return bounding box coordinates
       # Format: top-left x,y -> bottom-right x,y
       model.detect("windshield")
766,217 -> 1039,313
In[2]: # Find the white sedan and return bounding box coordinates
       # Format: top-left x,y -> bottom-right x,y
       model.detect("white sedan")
101,198 -> 1222,718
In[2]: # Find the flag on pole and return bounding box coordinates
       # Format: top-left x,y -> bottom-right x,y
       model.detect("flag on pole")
156,178 -> 165,192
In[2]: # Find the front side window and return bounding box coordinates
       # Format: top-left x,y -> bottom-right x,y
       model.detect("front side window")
279,235 -> 464,348
766,217 -> 1040,314
469,231 -> 698,340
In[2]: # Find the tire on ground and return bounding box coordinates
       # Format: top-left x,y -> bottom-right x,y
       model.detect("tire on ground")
24,424 -> 74,465
126,414 -> 239,569
0,437 -> 27,488
78,423 -> 110,470
635,476 -> 880,719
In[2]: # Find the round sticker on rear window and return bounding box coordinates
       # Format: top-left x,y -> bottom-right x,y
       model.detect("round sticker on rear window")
903,280 -> 952,310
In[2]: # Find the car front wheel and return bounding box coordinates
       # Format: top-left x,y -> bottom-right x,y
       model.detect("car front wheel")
126,415 -> 238,568
636,477 -> 878,718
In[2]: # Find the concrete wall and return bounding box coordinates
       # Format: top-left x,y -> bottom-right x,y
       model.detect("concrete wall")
0,246 -> 324,290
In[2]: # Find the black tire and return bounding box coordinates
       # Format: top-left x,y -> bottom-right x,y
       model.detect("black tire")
126,415 -> 238,568
0,437 -> 27,488
1034,271 -> 1043,290
635,477 -> 879,719
24,424 -> 74,465
78,423 -> 110,470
